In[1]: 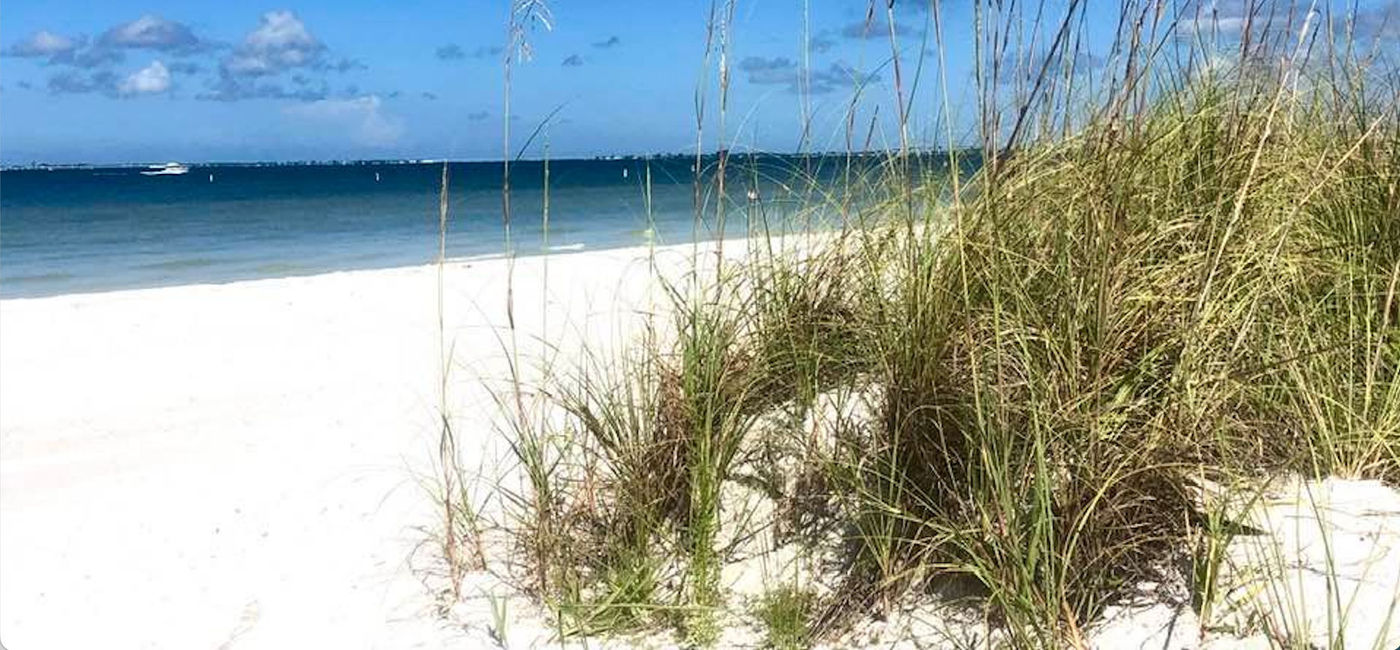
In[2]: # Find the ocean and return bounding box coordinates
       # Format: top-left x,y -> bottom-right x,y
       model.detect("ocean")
0,154 -> 969,298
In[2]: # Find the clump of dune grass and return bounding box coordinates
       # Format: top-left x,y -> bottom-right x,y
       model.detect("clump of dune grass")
755,584 -> 818,650
476,1 -> 1400,647
818,53 -> 1397,646
501,73 -> 1398,650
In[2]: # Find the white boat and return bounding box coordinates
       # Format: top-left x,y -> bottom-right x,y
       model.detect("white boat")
141,162 -> 190,176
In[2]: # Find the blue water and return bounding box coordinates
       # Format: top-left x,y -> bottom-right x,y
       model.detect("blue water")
0,155 -> 970,298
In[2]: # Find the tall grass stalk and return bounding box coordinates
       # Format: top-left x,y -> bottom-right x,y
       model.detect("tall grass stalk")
435,161 -> 465,599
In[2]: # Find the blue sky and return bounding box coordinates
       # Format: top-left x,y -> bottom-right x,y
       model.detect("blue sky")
1,1 -> 1395,164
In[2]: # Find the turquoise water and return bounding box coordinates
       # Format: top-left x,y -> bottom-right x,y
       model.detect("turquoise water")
0,155 -> 970,298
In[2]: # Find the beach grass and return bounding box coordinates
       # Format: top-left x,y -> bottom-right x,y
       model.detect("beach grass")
755,584 -> 818,650
434,0 -> 1400,646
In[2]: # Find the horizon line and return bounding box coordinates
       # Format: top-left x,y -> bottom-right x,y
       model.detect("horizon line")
0,147 -> 983,170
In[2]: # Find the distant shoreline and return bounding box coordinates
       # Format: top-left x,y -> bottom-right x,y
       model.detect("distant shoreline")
0,148 -> 983,172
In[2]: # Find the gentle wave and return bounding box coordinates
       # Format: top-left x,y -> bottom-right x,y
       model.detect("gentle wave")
448,252 -> 509,263
133,257 -> 227,271
253,262 -> 308,275
4,271 -> 76,284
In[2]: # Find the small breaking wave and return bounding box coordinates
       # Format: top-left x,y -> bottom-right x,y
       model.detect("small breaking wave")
133,257 -> 225,272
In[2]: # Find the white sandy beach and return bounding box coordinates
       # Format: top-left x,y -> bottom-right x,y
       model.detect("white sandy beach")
0,243 -> 684,649
3,239 -> 1398,650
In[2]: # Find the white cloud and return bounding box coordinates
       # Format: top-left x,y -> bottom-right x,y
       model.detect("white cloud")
224,10 -> 326,77
100,15 -> 208,53
1177,0 -> 1330,38
118,60 -> 171,96
246,10 -> 317,51
284,95 -> 403,146
739,56 -> 881,94
5,30 -> 80,57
